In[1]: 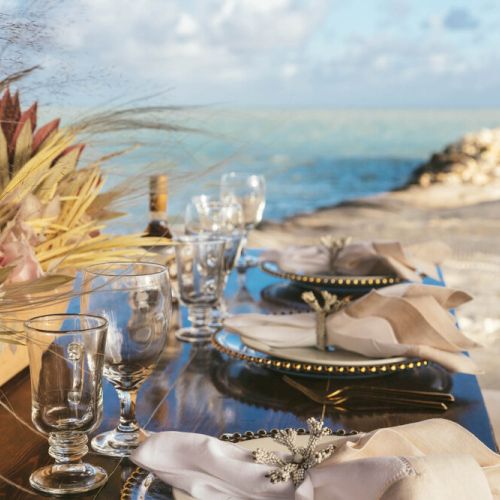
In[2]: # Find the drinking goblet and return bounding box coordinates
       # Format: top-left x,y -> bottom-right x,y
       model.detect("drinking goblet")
81,262 -> 171,457
220,172 -> 266,269
185,197 -> 245,323
25,313 -> 108,495
175,235 -> 226,343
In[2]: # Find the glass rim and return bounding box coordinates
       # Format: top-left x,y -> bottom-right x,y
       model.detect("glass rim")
190,195 -> 242,209
24,313 -> 108,334
83,261 -> 168,277
175,234 -> 229,244
221,172 -> 265,181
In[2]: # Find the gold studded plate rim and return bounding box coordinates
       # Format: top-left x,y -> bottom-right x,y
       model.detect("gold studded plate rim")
211,333 -> 427,378
260,260 -> 402,288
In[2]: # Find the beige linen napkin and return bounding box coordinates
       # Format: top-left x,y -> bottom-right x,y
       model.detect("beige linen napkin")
131,419 -> 500,499
263,241 -> 441,281
224,283 -> 478,373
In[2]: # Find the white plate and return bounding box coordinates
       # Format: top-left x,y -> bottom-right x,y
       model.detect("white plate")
241,336 -> 408,367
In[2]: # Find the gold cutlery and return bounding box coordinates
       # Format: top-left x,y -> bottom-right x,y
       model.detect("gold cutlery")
283,376 -> 450,412
325,385 -> 454,402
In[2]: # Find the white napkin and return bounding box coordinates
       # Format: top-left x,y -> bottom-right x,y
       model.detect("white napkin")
131,418 -> 500,499
263,241 -> 441,282
224,283 -> 478,374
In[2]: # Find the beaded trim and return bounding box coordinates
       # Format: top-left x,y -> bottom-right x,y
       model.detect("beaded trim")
260,261 -> 401,287
211,334 -> 428,376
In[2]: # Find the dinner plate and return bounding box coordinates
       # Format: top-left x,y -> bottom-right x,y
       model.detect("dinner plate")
121,429 -> 359,500
212,330 -> 427,378
260,260 -> 401,294
241,336 -> 408,367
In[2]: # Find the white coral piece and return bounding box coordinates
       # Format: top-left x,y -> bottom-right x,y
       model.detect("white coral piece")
252,418 -> 336,487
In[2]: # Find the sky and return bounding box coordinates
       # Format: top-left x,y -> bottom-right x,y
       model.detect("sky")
2,0 -> 500,108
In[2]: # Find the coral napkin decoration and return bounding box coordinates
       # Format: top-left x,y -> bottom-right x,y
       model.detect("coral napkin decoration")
224,283 -> 478,374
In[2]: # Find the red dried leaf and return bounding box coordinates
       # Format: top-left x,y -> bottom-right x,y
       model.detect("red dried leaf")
0,88 -> 19,146
9,102 -> 37,161
0,87 -> 10,121
12,103 -> 37,151
12,90 -> 20,121
59,143 -> 85,163
32,118 -> 60,154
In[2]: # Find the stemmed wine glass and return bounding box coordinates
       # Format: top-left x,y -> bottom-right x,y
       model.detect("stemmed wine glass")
185,197 -> 245,323
185,197 -> 245,280
81,262 -> 171,457
25,314 -> 108,494
220,172 -> 266,270
175,235 -> 226,343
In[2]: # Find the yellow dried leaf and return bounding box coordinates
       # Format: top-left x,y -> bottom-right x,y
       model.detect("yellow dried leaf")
36,147 -> 81,203
12,119 -> 33,174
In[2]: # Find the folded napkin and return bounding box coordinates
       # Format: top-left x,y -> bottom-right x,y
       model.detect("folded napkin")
263,241 -> 442,282
131,419 -> 500,499
224,283 -> 478,373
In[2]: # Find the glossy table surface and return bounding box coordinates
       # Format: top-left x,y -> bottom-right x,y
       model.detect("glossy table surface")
0,258 -> 496,499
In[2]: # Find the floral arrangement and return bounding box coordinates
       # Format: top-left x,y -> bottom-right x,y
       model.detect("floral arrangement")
0,88 -> 168,344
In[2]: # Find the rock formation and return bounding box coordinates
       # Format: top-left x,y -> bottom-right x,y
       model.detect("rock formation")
407,128 -> 500,187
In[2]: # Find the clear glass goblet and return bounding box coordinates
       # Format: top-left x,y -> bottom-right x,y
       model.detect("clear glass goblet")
185,197 -> 245,324
81,262 -> 171,457
25,313 -> 108,495
175,235 -> 226,343
220,172 -> 266,269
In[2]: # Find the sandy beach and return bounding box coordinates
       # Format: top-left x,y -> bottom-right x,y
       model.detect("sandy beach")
250,130 -> 500,435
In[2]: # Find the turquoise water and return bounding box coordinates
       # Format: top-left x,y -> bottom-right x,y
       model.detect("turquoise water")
55,108 -> 500,230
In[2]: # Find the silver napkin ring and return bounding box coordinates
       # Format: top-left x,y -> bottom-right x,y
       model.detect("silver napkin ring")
302,291 -> 350,350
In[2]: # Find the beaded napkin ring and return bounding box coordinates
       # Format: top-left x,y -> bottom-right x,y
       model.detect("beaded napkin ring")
302,291 -> 350,350
252,417 -> 336,487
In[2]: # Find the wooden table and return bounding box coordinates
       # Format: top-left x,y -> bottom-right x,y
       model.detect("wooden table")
0,259 -> 496,498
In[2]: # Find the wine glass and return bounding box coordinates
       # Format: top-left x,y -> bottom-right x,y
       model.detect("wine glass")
185,196 -> 245,276
81,262 -> 171,457
25,314 -> 108,494
220,172 -> 266,269
185,197 -> 245,323
175,235 -> 226,343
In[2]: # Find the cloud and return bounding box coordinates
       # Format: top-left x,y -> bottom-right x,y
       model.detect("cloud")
443,7 -> 479,30
7,0 -> 500,107
52,0 -> 327,88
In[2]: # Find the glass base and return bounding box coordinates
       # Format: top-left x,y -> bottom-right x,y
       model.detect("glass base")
30,462 -> 107,495
175,326 -> 214,343
91,427 -> 150,458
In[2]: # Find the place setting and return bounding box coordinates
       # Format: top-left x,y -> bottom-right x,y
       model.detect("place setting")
259,236 -> 448,308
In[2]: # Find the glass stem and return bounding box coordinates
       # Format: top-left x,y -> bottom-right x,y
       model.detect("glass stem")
117,389 -> 139,433
188,305 -> 212,329
49,431 -> 87,464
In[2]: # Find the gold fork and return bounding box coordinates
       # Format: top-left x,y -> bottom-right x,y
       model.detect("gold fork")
326,385 -> 454,402
283,376 -> 449,412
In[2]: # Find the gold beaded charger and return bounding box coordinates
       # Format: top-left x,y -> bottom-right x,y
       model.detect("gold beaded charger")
212,331 -> 427,378
260,260 -> 401,294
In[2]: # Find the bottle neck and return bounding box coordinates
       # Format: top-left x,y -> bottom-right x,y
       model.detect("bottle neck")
149,209 -> 168,221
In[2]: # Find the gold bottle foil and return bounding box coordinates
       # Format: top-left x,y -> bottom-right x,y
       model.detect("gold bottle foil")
150,174 -> 168,213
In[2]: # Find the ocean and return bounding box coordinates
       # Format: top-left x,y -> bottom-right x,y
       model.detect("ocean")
57,108 -> 500,231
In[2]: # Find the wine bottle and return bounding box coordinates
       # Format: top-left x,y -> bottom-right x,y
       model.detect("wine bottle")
144,174 -> 173,239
